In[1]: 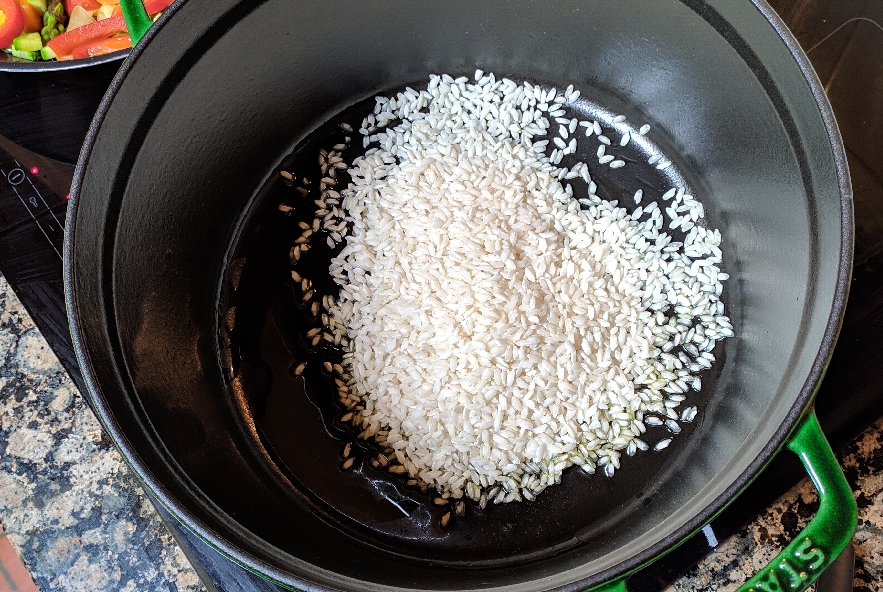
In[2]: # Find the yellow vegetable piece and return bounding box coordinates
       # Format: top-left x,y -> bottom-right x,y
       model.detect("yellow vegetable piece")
67,5 -> 95,31
95,4 -> 114,19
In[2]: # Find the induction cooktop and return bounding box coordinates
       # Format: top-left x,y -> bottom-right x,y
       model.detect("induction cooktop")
1,1 -> 882,590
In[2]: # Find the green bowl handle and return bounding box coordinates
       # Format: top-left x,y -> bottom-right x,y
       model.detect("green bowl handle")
120,0 -> 153,45
586,410 -> 857,592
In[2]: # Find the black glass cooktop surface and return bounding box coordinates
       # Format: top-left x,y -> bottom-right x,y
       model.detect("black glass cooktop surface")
1,1 -> 882,589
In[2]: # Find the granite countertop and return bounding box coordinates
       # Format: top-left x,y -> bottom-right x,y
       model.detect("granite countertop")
0,272 -> 880,591
0,274 -> 204,592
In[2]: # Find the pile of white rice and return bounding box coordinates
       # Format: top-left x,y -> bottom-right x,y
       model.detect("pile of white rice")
297,72 -> 732,505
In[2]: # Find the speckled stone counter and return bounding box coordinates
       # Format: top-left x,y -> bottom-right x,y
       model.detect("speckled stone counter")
0,274 -> 204,592
0,269 -> 880,591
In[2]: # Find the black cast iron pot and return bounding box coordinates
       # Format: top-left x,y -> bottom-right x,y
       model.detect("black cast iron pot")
65,0 -> 857,590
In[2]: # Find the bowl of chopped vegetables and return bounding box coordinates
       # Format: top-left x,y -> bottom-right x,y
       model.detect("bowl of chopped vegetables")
0,0 -> 171,69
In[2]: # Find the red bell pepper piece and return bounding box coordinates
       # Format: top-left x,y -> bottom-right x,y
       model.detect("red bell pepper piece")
143,0 -> 174,14
64,0 -> 174,21
16,0 -> 40,33
0,0 -> 25,48
48,0 -> 174,58
70,32 -> 130,58
46,14 -> 126,56
63,0 -> 102,14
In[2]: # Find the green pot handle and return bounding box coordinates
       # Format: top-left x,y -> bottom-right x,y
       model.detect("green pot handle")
737,409 -> 857,592
587,409 -> 857,592
119,0 -> 154,45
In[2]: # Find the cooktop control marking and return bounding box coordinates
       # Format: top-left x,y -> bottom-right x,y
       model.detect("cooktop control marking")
6,168 -> 25,186
24,170 -> 64,230
0,160 -> 63,259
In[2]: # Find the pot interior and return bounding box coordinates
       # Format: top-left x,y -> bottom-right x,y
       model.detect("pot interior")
68,0 -> 849,590
220,85 -> 731,566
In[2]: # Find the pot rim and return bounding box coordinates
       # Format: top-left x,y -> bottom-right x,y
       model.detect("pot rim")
63,0 -> 855,590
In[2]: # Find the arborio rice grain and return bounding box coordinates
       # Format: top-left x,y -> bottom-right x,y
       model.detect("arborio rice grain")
305,73 -> 731,504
